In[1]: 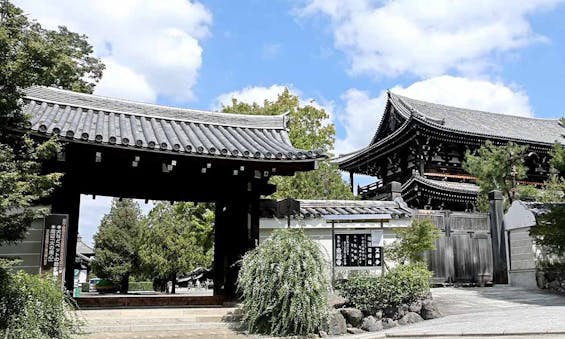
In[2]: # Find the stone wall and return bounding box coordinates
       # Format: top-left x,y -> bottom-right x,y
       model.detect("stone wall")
508,226 -> 537,289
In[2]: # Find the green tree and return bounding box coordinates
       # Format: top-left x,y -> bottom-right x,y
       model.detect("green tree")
222,88 -> 354,200
388,218 -> 441,264
92,199 -> 142,294
463,141 -> 528,210
0,0 -> 104,244
238,228 -> 329,336
528,136 -> 565,256
530,205 -> 565,256
139,202 -> 214,294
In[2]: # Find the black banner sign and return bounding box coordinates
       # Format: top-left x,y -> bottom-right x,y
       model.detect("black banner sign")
41,214 -> 69,274
335,233 -> 382,267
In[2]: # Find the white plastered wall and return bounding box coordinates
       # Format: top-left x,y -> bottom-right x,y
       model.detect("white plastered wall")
259,216 -> 410,278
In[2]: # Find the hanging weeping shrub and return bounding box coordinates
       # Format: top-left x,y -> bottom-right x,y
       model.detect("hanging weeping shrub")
237,228 -> 329,336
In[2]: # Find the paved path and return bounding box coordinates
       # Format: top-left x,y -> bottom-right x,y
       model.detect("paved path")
381,286 -> 565,337
79,286 -> 565,338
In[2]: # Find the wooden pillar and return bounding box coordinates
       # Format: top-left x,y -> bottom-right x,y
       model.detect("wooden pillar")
50,175 -> 81,291
349,171 -> 354,194
489,190 -> 508,284
213,193 -> 260,299
213,202 -> 227,296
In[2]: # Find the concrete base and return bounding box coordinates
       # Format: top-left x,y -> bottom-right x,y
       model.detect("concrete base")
509,269 -> 537,289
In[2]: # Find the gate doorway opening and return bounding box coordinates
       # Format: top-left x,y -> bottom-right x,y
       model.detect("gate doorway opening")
21,86 -> 324,302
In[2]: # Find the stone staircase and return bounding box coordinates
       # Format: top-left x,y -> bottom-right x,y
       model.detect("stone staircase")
79,307 -> 243,334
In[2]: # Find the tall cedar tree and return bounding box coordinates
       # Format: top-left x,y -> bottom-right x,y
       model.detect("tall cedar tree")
222,89 -> 354,200
92,199 -> 142,293
463,141 -> 527,211
139,202 -> 214,294
0,0 -> 104,244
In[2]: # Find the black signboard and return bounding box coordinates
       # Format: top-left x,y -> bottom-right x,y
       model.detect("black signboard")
41,214 -> 69,275
334,233 -> 382,267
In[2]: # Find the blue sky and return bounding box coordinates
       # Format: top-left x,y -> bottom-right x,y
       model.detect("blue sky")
13,0 -> 565,245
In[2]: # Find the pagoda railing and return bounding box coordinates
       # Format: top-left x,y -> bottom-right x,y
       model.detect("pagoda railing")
358,181 -> 385,199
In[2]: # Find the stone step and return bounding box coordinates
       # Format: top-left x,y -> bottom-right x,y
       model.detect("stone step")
80,307 -> 240,318
82,321 -> 240,333
79,307 -> 244,334
84,315 -> 238,325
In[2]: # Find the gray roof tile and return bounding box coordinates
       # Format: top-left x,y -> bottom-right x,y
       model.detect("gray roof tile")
23,87 -> 325,162
390,93 -> 565,144
402,176 -> 480,194
297,199 -> 413,218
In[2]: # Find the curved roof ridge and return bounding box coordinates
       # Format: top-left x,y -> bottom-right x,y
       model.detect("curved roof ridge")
387,92 -> 564,145
402,175 -> 480,194
24,86 -> 287,130
390,91 -> 560,122
299,199 -> 399,206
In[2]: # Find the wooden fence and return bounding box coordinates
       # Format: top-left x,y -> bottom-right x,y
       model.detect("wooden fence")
418,211 -> 493,284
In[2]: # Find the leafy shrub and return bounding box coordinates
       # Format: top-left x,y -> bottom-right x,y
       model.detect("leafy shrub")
0,269 -> 81,338
340,263 -> 431,314
129,281 -> 153,291
530,205 -> 565,256
237,228 -> 329,336
388,218 -> 441,264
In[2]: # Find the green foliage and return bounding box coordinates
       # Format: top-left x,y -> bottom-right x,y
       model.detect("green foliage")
237,228 -> 329,336
515,176 -> 565,203
128,281 -> 153,291
139,202 -> 214,294
222,88 -> 354,200
0,136 -> 61,244
550,138 -> 565,174
0,0 -> 104,244
388,218 -> 441,264
0,269 -> 81,338
92,199 -> 143,293
530,205 -> 565,256
463,141 -> 528,210
340,263 -> 431,314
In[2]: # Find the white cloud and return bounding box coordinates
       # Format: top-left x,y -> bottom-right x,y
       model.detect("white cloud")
79,195 -> 154,247
214,85 -> 292,110
298,0 -> 563,78
213,84 -> 335,122
335,88 -> 387,154
95,59 -> 156,103
14,0 -> 212,103
335,76 -> 533,154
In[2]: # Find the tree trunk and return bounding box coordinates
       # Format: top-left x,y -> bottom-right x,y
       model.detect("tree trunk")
171,272 -> 176,294
120,273 -> 130,294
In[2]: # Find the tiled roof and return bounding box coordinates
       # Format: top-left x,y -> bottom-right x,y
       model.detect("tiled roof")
390,93 -> 565,145
298,199 -> 413,218
403,176 -> 480,195
522,201 -> 565,216
23,86 -> 325,162
76,236 -> 94,256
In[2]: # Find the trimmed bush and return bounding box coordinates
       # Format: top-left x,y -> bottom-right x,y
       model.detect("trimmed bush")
340,264 -> 431,315
237,228 -> 329,336
129,281 -> 153,291
0,270 -> 81,338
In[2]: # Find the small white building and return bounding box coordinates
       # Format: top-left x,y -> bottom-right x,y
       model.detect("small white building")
259,198 -> 413,280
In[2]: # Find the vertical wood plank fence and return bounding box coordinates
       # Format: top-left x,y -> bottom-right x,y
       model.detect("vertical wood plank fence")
419,211 -> 493,284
